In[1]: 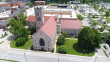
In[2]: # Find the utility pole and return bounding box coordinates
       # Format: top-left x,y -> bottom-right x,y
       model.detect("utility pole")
94,56 -> 97,62
58,54 -> 59,62
24,50 -> 27,62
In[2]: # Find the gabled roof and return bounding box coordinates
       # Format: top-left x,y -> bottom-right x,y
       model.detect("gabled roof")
61,19 -> 82,29
40,16 -> 57,37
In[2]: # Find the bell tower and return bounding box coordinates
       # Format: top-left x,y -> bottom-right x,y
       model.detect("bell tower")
34,6 -> 44,30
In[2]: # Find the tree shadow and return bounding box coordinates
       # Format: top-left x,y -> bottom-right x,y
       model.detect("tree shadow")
73,43 -> 94,54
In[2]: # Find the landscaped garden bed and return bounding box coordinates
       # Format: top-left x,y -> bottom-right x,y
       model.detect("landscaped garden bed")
10,37 -> 32,49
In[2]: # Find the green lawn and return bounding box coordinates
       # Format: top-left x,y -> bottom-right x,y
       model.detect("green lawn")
0,59 -> 18,62
10,38 -> 32,49
0,41 -> 4,44
57,38 -> 95,56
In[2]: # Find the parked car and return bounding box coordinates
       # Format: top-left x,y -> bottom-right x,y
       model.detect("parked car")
103,45 -> 108,50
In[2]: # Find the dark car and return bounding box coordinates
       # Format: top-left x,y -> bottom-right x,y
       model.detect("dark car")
103,45 -> 108,50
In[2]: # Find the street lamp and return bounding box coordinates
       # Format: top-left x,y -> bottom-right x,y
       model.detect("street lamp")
24,47 -> 28,62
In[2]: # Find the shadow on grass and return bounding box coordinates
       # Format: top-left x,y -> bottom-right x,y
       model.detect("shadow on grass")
73,43 -> 94,54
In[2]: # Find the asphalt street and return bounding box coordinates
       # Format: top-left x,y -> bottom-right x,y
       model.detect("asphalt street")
0,49 -> 109,62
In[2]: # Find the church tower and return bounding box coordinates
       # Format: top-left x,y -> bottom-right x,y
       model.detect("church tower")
34,6 -> 44,30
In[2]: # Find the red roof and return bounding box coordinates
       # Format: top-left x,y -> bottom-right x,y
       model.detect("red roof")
28,16 -> 51,22
61,19 -> 82,29
28,15 -> 36,22
40,16 -> 57,37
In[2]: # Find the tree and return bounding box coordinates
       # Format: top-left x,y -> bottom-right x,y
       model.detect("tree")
18,12 -> 27,26
78,27 -> 101,50
18,27 -> 30,38
91,19 -> 100,28
57,35 -> 65,45
57,45 -> 67,54
105,10 -> 110,17
77,14 -> 84,20
100,32 -> 108,41
26,2 -> 34,7
9,18 -> 30,38
29,27 -> 36,35
106,17 -> 110,23
99,7 -> 105,12
9,18 -> 22,36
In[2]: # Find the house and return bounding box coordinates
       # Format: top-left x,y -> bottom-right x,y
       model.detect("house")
0,18 -> 9,29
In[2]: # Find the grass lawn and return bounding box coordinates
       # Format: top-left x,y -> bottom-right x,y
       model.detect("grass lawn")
0,59 -> 18,62
10,38 -> 32,49
0,41 -> 4,44
57,38 -> 95,56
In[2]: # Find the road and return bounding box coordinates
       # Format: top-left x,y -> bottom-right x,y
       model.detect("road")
0,49 -> 109,62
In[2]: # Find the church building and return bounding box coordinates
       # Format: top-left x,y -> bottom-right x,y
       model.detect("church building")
28,5 -> 82,51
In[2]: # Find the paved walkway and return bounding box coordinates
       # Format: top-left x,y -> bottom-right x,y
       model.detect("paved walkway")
66,38 -> 78,40
54,35 -> 59,53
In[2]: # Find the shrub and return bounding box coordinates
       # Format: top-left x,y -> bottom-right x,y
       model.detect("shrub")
58,45 -> 67,54
62,33 -> 67,37
57,35 -> 65,45
15,37 -> 26,47
51,49 -> 54,52
77,14 -> 84,20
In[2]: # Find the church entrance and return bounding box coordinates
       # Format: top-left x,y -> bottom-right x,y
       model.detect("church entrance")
39,38 -> 45,46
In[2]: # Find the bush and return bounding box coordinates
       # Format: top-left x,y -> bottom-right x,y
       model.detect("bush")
62,33 -> 67,37
58,45 -> 67,54
51,49 -> 54,52
15,37 -> 26,47
57,35 -> 65,45
26,3 -> 34,7
77,14 -> 84,20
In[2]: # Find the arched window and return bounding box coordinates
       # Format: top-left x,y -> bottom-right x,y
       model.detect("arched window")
39,38 -> 45,46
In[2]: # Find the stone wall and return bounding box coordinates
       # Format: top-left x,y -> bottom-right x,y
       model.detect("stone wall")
32,29 -> 56,51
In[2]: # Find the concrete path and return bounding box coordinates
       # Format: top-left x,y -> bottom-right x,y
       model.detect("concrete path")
66,38 -> 77,40
54,35 -> 59,53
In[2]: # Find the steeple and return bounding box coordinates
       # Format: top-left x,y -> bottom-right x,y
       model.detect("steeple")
34,6 -> 44,30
